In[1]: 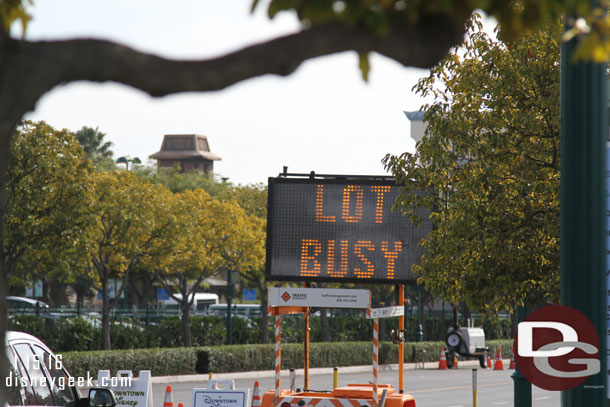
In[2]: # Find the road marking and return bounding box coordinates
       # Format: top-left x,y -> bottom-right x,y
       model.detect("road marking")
535,397 -> 550,400
407,381 -> 508,394
492,402 -> 509,405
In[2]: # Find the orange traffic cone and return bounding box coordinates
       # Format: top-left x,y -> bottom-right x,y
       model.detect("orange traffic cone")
178,404 -> 184,407
509,352 -> 516,369
252,381 -> 262,407
453,356 -> 458,368
487,352 -> 492,368
438,347 -> 448,370
493,347 -> 504,370
163,386 -> 174,407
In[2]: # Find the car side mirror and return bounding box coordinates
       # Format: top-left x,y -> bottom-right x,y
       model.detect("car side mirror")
89,388 -> 118,407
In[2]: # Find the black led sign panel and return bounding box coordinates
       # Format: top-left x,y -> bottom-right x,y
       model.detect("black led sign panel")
266,177 -> 433,284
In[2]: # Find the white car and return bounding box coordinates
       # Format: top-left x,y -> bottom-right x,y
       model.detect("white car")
5,331 -> 116,407
6,297 -> 49,312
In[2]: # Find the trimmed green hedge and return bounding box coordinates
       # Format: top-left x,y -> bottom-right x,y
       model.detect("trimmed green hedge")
9,314 -> 511,352
61,340 -> 514,377
62,348 -> 197,378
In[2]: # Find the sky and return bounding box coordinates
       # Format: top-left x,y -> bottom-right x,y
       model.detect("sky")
17,1 -> 433,185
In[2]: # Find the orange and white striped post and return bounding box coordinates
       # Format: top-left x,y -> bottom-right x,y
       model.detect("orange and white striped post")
368,308 -> 379,406
366,304 -> 403,406
274,312 -> 282,404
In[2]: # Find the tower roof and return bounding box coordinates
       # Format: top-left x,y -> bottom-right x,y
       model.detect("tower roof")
149,134 -> 222,161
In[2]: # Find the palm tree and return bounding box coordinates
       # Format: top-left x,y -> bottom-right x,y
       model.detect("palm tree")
74,126 -> 114,159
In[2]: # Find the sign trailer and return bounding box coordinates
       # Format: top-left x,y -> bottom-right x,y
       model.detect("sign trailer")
266,288 -> 415,407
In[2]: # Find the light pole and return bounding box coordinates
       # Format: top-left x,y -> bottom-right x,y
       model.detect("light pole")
560,22 -> 607,406
416,285 -> 423,342
512,304 -> 531,406
115,156 -> 141,170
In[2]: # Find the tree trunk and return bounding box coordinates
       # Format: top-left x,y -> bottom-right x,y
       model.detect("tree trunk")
74,283 -> 86,307
419,301 -> 425,341
129,272 -> 154,306
320,308 -> 331,342
258,280 -> 268,344
49,281 -> 69,306
42,278 -> 52,305
101,280 -> 112,350
461,302 -> 471,326
139,279 -> 154,306
177,276 -> 193,347
181,304 -> 192,347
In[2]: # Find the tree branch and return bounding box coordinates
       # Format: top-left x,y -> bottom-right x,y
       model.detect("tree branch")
8,17 -> 465,101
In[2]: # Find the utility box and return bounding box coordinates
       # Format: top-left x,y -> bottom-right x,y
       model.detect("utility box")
461,327 -> 486,354
445,322 -> 489,369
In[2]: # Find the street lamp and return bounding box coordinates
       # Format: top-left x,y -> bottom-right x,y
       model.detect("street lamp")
116,156 -> 141,170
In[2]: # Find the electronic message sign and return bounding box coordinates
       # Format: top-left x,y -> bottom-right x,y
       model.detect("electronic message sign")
266,177 -> 433,284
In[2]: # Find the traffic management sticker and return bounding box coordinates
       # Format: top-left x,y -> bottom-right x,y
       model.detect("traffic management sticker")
268,287 -> 370,309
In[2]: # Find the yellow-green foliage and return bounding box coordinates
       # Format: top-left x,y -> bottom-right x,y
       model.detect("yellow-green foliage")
255,0 -> 610,62
384,16 -> 561,316
0,0 -> 31,35
4,121 -> 94,282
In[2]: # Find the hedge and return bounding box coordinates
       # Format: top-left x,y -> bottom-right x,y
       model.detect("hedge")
9,314 -> 511,352
62,348 -> 197,378
60,340 -> 514,377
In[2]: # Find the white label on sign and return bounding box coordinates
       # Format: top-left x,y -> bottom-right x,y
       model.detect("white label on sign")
367,306 -> 404,319
193,384 -> 250,407
97,370 -> 152,407
268,287 -> 370,309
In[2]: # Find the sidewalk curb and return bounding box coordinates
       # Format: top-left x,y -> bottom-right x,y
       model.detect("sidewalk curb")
151,360 -> 485,384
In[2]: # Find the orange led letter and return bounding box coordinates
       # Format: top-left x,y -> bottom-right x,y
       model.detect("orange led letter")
371,186 -> 391,223
315,185 -> 335,223
327,240 -> 349,277
381,241 -> 402,279
300,239 -> 322,277
326,239 -> 335,276
354,241 -> 375,278
342,185 -> 364,223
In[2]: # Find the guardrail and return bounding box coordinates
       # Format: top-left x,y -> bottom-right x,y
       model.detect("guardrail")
7,304 -> 264,322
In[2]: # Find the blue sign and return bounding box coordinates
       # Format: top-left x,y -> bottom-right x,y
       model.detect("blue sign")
97,280 -> 117,300
97,288 -> 115,300
157,288 -> 170,301
243,289 -> 257,301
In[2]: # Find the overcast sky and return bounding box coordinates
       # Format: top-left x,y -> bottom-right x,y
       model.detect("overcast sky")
19,1 -> 432,185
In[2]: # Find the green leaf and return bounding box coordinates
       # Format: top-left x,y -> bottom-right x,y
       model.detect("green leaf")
358,52 -> 370,82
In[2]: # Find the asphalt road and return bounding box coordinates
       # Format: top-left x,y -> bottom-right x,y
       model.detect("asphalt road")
150,363 -> 560,407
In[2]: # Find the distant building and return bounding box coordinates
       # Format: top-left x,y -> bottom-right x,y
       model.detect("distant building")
150,134 -> 221,175
404,111 -> 426,143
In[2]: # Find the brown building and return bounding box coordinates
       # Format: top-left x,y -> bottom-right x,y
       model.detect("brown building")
150,134 -> 221,175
